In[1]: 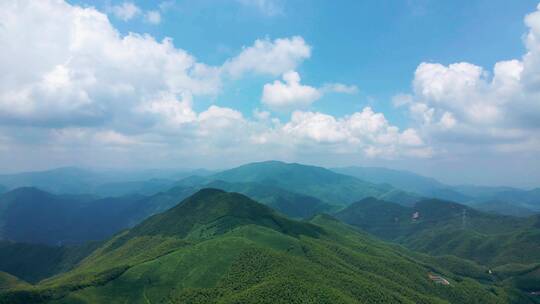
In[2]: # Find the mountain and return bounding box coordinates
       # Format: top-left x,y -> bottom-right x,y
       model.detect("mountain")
0,186 -> 198,245
333,166 -> 540,214
332,166 -> 472,203
454,186 -> 540,211
0,189 -> 531,303
212,161 -> 422,206
335,198 -> 540,267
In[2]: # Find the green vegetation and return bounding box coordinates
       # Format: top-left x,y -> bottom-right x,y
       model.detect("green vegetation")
0,189 -> 534,303
335,197 -> 540,296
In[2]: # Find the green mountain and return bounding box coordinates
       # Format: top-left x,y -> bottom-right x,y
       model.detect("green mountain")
335,197 -> 540,294
336,197 -> 540,266
212,161 -> 421,206
0,189 -> 533,303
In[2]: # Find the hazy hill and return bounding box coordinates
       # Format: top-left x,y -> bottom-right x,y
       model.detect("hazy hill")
212,161 -> 422,206
0,241 -> 98,283
0,167 -> 211,197
472,200 -> 538,217
332,166 -> 471,203
333,166 -> 540,214
0,186 -> 198,245
0,189 -> 529,304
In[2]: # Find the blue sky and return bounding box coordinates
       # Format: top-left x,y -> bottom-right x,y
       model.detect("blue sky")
65,0 -> 535,121
87,0 -> 537,122
1,0 -> 539,187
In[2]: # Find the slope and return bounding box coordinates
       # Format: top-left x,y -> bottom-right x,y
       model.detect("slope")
0,189 -> 532,304
335,198 -> 540,267
0,272 -> 29,292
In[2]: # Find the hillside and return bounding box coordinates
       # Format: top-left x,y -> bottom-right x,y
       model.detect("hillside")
0,272 -> 28,292
335,198 -> 540,267
212,161 -> 421,206
0,189 -> 533,304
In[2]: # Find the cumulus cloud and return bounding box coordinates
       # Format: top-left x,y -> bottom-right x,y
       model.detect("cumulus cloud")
392,4 -> 540,154
262,71 -> 322,110
0,0 -> 429,171
261,71 -> 359,111
282,107 -> 428,158
222,36 -> 311,77
0,0 -> 221,127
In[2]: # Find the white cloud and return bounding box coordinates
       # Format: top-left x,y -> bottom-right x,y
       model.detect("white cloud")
110,2 -> 141,21
0,0 -> 431,172
262,71 -> 322,110
397,4 -> 540,155
236,0 -> 283,16
223,36 -> 311,77
282,107 -> 428,158
145,10 -> 161,24
321,83 -> 359,94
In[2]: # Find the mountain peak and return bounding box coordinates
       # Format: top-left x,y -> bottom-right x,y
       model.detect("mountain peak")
125,188 -> 323,240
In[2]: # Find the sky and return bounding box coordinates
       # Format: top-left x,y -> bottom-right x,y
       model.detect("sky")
0,0 -> 539,188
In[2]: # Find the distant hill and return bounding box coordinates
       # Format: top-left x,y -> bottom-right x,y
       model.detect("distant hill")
0,167 -> 212,196
471,200 -> 538,217
0,241 -> 98,283
212,161 -> 422,206
0,186 -> 197,245
204,180 -> 336,218
333,166 -> 540,214
1,189 -> 529,303
332,166 -> 471,203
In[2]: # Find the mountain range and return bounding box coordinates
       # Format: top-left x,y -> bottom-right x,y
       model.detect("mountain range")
0,161 -> 538,302
1,189 -> 534,303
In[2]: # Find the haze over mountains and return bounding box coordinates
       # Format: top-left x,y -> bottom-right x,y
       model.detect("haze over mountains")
0,161 -> 538,303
